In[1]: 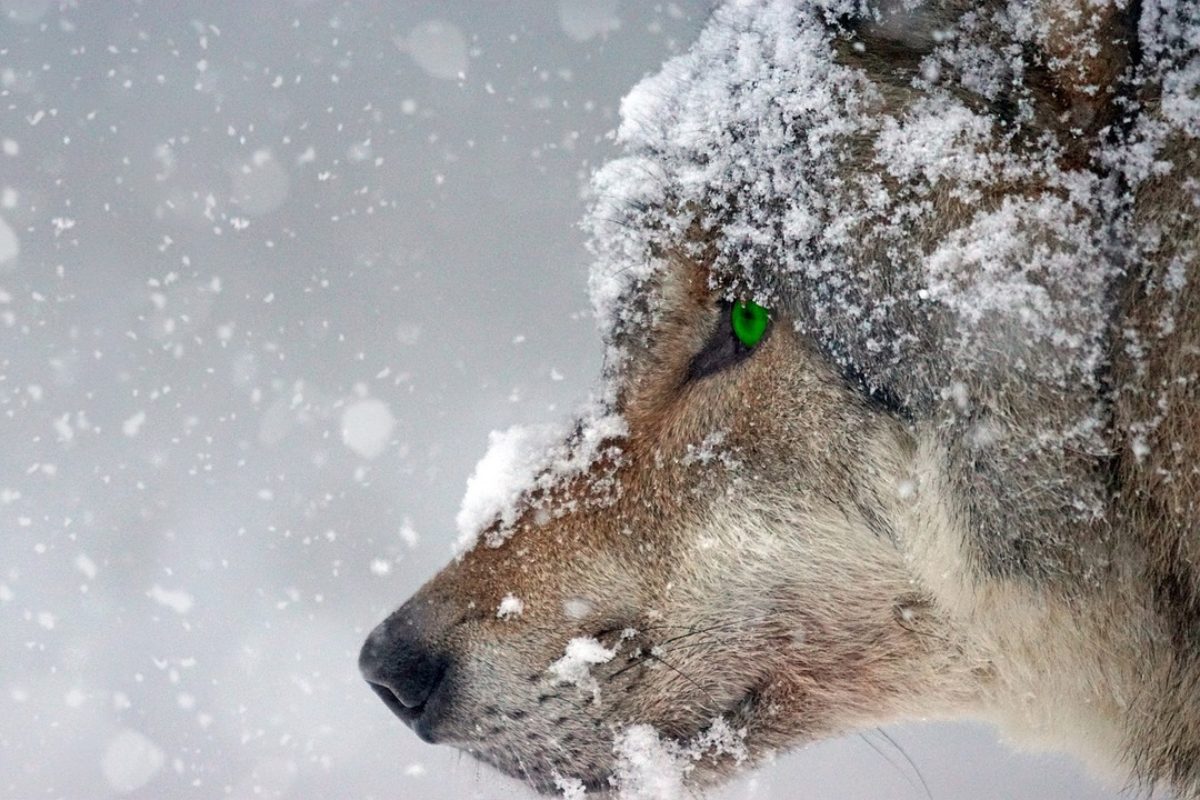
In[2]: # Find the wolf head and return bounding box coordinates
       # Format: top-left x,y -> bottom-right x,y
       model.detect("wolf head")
360,254 -> 979,792
362,0 -> 1200,795
361,251 -> 981,792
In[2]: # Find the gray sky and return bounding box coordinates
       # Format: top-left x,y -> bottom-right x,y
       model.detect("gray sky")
0,2 -> 1128,798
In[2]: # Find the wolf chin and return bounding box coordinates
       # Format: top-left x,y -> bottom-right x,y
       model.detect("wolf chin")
360,0 -> 1200,796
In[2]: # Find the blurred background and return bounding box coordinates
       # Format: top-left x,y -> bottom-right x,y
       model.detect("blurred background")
0,2 -> 1128,798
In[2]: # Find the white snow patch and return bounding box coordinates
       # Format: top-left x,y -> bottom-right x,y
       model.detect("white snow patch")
496,593 -> 524,620
403,20 -> 468,81
612,724 -> 685,800
548,636 -> 615,702
398,517 -> 419,548
681,430 -> 739,469
101,729 -> 165,793
555,774 -> 587,799
340,398 -> 395,459
1163,57 -> 1200,139
610,719 -> 748,799
147,584 -> 193,614
54,413 -> 74,442
689,717 -> 748,765
455,406 -> 626,551
457,422 -> 562,546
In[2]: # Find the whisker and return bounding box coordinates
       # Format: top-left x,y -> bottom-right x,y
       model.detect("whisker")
869,727 -> 933,800
654,638 -> 737,657
641,651 -> 721,707
858,732 -> 920,796
655,617 -> 768,647
606,657 -> 649,684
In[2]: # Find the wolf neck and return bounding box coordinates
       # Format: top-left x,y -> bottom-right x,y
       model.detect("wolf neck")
878,428 -> 1172,791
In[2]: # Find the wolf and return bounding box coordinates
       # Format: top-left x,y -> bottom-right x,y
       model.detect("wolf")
360,0 -> 1200,796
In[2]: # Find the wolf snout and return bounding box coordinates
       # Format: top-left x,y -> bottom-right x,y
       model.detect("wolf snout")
359,612 -> 452,743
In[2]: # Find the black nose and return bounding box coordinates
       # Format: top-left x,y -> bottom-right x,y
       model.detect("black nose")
359,616 -> 450,743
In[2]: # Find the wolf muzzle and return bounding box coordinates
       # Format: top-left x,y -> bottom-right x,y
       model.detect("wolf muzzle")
359,604 -> 453,744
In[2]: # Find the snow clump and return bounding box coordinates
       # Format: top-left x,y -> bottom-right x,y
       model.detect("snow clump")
612,724 -> 686,800
455,402 -> 626,551
609,718 -> 748,799
547,636 -> 616,703
496,593 -> 525,620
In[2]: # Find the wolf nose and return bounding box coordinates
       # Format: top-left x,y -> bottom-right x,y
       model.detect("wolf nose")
359,617 -> 450,742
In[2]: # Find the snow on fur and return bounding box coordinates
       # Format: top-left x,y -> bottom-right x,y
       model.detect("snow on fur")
610,719 -> 749,799
496,593 -> 525,619
455,402 -> 626,551
547,636 -> 617,703
612,725 -> 686,800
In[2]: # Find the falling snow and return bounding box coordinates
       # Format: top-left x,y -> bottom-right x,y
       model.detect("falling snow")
402,20 -> 469,81
0,214 -> 18,266
340,397 -> 396,460
146,585 -> 194,615
101,730 -> 165,794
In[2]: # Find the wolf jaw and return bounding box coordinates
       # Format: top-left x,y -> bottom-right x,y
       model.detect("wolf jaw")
361,0 -> 1200,796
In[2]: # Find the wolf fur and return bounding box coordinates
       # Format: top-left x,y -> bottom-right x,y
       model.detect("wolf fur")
362,0 -> 1200,796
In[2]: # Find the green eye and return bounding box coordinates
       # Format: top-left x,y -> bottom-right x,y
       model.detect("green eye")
731,300 -> 769,348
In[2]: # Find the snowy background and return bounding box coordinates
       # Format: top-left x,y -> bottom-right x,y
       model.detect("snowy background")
0,2 -> 1128,798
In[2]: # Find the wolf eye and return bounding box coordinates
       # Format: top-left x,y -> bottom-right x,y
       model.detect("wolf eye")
731,300 -> 769,348
685,299 -> 772,382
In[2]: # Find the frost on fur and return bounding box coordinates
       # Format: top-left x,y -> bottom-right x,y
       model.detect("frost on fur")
610,719 -> 749,800
612,725 -> 686,800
